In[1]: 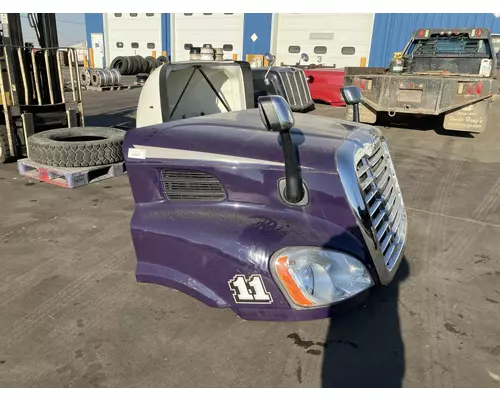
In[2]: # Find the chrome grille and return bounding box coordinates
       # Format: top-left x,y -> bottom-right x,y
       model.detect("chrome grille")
162,170 -> 226,202
278,68 -> 313,111
355,140 -> 407,271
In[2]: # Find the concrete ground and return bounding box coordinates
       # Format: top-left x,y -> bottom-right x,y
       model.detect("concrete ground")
0,86 -> 499,388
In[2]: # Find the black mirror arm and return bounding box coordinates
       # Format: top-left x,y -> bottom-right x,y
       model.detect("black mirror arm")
353,103 -> 360,123
340,86 -> 362,123
279,130 -> 304,204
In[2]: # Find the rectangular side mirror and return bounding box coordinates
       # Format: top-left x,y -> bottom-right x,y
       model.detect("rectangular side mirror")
340,86 -> 362,105
257,95 -> 295,132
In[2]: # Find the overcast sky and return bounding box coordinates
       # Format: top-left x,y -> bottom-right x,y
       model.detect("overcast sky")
19,13 -> 86,47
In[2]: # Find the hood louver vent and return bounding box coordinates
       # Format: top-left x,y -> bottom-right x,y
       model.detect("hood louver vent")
161,170 -> 226,202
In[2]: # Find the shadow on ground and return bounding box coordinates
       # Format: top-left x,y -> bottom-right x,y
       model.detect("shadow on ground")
321,257 -> 410,388
376,114 -> 475,138
85,108 -> 137,129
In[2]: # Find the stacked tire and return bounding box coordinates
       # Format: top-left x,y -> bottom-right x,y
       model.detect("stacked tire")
110,55 -> 167,75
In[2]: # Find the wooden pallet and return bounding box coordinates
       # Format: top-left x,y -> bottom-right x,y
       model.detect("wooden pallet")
82,85 -> 141,91
17,158 -> 127,189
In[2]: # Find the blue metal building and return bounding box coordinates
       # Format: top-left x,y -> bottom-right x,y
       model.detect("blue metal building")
369,13 -> 500,67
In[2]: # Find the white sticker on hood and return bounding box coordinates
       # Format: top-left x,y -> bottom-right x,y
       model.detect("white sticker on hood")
128,148 -> 146,159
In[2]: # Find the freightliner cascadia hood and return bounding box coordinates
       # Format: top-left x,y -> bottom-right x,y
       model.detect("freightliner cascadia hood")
122,108 -> 404,322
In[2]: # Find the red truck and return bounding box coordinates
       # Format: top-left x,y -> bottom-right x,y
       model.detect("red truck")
303,67 -> 346,107
286,54 -> 346,107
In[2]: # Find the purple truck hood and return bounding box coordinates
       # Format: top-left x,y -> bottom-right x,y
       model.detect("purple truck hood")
122,108 -> 403,322
126,109 -> 367,173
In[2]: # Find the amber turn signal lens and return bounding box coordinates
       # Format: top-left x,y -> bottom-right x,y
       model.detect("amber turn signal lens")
274,256 -> 313,307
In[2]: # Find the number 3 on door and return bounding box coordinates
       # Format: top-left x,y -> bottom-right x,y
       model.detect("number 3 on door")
228,274 -> 273,304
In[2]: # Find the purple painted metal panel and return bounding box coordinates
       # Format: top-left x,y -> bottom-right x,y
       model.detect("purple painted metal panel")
124,110 -> 383,321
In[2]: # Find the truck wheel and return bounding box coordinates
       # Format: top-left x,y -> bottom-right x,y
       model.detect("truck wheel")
0,125 -> 11,164
27,127 -> 125,168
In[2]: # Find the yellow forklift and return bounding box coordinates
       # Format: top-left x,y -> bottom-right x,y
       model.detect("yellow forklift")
0,13 -> 84,164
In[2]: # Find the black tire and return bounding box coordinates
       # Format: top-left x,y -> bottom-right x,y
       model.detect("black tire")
131,56 -> 139,74
0,125 -> 11,164
28,127 -> 125,168
145,56 -> 155,73
136,73 -> 149,85
138,56 -> 148,73
127,56 -> 136,75
125,56 -> 136,75
156,55 -> 167,64
133,56 -> 143,74
110,56 -> 129,75
133,56 -> 142,74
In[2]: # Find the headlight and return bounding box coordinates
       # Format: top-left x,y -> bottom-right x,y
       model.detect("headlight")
270,247 -> 374,309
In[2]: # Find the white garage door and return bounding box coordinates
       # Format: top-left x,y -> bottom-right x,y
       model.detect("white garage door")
104,13 -> 162,65
273,13 -> 375,68
172,13 -> 244,61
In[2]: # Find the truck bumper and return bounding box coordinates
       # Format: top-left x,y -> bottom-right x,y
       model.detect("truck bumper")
344,74 -> 499,122
346,98 -> 492,133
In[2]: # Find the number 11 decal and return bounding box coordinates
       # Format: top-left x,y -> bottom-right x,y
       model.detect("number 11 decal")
228,274 -> 273,304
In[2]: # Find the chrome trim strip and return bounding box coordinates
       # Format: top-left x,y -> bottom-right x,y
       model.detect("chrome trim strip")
365,187 -> 378,203
377,221 -> 390,241
298,69 -> 312,103
361,175 -> 374,191
133,145 -> 286,166
293,71 -> 304,104
284,73 -> 296,106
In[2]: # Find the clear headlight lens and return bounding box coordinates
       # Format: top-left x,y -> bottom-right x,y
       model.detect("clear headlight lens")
270,247 -> 374,309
